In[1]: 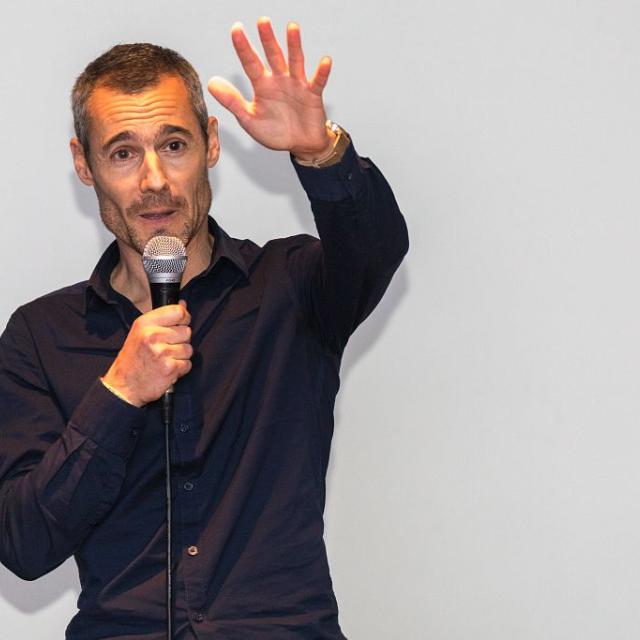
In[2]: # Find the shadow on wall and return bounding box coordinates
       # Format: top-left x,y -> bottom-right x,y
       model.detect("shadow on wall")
327,262 -> 410,502
0,121 -> 409,617
215,127 -> 315,233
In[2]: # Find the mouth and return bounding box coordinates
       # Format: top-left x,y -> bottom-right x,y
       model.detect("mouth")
139,209 -> 176,221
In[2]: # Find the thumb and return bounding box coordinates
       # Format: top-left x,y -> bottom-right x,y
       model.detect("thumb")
207,76 -> 250,121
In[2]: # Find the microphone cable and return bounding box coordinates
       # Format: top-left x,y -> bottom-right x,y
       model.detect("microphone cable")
163,398 -> 174,639
142,236 -> 188,640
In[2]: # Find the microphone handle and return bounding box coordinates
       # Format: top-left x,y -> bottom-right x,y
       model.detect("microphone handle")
149,281 -> 181,427
150,281 -> 181,308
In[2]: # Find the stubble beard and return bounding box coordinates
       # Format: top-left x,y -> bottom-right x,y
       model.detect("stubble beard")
96,170 -> 213,255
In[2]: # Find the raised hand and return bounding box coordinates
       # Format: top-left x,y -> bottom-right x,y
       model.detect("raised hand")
207,17 -> 335,162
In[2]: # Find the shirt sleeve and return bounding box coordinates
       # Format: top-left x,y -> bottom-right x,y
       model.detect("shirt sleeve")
0,308 -> 144,580
288,139 -> 409,353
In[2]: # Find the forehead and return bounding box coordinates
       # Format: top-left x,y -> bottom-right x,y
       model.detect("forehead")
86,74 -> 199,144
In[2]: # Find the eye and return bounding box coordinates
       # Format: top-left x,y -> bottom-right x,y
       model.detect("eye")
112,148 -> 133,161
166,140 -> 186,152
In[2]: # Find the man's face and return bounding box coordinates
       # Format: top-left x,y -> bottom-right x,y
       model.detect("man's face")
71,74 -> 219,255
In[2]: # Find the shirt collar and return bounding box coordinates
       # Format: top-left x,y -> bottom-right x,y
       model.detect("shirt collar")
85,217 -> 249,313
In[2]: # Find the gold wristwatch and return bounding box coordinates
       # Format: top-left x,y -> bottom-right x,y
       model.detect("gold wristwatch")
294,120 -> 351,169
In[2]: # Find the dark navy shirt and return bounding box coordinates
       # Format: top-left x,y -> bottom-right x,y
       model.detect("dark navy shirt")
0,143 -> 408,639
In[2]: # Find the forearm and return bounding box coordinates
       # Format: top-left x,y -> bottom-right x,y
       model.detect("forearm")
292,138 -> 408,258
289,139 -> 409,350
0,312 -> 144,580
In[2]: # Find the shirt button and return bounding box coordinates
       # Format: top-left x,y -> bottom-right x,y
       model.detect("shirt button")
187,545 -> 199,556
130,428 -> 139,437
347,172 -> 353,180
194,612 -> 204,623
178,423 -> 190,433
183,481 -> 194,491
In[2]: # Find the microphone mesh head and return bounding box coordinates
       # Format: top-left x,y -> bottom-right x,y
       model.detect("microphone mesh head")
142,236 -> 187,284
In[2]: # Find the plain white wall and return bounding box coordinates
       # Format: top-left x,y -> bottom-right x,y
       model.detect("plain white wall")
2,1 -> 640,638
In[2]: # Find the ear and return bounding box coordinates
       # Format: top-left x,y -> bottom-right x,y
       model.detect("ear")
70,138 -> 95,186
206,116 -> 220,168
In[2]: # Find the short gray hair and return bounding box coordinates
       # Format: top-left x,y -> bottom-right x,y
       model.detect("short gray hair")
72,43 -> 209,155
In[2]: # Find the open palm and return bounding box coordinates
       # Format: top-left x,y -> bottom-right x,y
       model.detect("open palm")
207,18 -> 334,161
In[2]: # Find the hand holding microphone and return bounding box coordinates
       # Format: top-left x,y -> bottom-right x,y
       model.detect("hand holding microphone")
101,303 -> 192,408
102,236 -> 190,410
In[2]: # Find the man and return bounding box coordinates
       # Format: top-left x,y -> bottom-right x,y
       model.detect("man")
0,17 -> 408,639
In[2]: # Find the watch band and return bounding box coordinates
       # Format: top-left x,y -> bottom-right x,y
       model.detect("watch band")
294,120 -> 351,169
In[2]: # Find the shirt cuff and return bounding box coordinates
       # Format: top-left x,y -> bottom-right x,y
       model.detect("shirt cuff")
68,379 -> 145,458
290,139 -> 369,202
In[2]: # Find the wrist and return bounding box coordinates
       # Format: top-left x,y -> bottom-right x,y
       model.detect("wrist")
293,121 -> 351,169
100,375 -> 143,408
292,129 -> 337,163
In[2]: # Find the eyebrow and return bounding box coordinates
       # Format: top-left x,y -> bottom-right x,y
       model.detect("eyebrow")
101,124 -> 195,154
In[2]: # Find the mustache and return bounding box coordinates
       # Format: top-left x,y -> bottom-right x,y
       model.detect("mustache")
126,191 -> 187,216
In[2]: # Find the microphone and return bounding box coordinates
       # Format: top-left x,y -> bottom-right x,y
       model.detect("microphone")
142,235 -> 187,639
142,235 -> 187,426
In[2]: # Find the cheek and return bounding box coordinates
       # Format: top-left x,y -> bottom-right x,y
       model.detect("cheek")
94,175 -> 138,208
195,171 -> 213,204
180,168 -> 209,201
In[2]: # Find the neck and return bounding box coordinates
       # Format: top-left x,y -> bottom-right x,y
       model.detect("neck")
110,228 -> 214,313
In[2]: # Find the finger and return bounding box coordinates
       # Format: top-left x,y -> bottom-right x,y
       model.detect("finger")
286,21 -> 306,81
230,21 -> 265,84
173,305 -> 191,326
162,356 -> 192,383
163,325 -> 191,345
257,16 -> 287,75
142,304 -> 191,327
208,76 -> 252,124
174,359 -> 192,380
151,341 -> 193,365
309,56 -> 332,96
143,325 -> 190,346
163,343 -> 193,361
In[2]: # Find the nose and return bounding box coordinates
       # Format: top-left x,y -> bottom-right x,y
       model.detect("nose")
139,151 -> 169,192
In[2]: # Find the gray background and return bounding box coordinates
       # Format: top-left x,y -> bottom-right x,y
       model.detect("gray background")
1,0 -> 639,638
